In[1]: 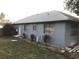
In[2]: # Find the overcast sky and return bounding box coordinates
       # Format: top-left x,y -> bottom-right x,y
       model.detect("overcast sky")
0,0 -> 66,22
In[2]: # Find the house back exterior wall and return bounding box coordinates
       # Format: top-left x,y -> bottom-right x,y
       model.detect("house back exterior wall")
14,22 -> 66,48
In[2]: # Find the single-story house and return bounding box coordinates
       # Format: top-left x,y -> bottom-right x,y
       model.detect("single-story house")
14,10 -> 79,48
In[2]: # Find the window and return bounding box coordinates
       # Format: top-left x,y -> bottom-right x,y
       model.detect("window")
33,24 -> 37,31
24,25 -> 27,31
44,24 -> 54,35
71,23 -> 79,36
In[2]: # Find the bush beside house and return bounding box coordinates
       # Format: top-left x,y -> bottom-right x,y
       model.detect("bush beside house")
2,23 -> 17,36
0,28 -> 3,36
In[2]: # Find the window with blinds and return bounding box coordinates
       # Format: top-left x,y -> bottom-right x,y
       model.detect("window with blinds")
44,24 -> 54,35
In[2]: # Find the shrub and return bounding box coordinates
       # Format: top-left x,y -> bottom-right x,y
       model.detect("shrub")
2,23 -> 17,36
43,34 -> 51,43
30,34 -> 36,41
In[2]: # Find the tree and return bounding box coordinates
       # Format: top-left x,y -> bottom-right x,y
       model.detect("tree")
64,0 -> 79,15
2,23 -> 17,36
0,12 -> 5,19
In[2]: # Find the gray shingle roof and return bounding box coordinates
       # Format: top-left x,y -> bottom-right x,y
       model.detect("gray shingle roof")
14,10 -> 79,24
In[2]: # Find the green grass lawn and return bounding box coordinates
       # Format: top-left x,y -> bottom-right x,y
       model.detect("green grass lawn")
0,37 -> 67,59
